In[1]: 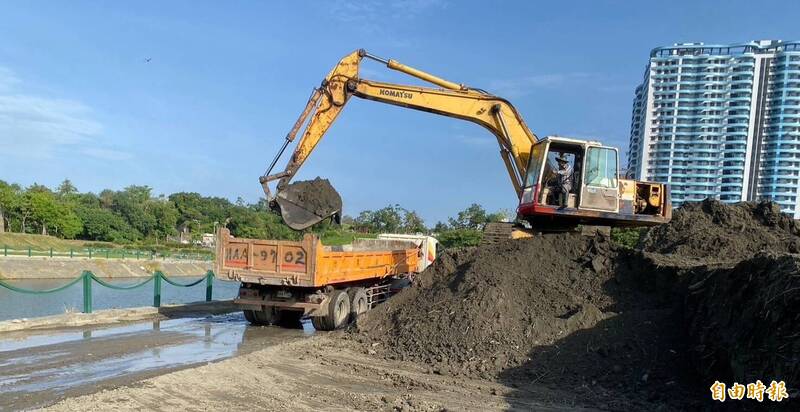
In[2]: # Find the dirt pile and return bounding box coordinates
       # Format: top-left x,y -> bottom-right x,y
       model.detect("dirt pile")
348,199 -> 798,408
279,177 -> 342,218
640,199 -> 800,261
351,234 -> 700,409
684,252 -> 800,386
352,233 -> 617,378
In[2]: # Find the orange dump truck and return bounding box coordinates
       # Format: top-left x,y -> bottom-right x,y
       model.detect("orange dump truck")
215,228 -> 437,330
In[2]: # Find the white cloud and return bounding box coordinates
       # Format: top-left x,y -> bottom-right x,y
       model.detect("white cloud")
0,66 -> 127,160
488,73 -> 596,98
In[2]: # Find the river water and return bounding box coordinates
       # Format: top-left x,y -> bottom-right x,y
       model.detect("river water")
0,277 -> 240,321
0,314 -> 313,410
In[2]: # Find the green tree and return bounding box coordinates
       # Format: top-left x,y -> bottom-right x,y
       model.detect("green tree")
486,209 -> 510,224
401,210 -> 427,233
353,210 -> 376,232
22,187 -> 83,238
169,192 -> 232,235
372,205 -> 403,232
351,205 -> 426,234
110,186 -> 156,240
432,221 -> 449,233
76,205 -> 134,242
448,203 -> 488,230
26,188 -> 59,235
447,204 -> 508,230
56,207 -> 83,239
436,229 -> 483,248
150,199 -> 179,242
56,179 -> 78,197
98,189 -> 115,209
0,181 -> 22,233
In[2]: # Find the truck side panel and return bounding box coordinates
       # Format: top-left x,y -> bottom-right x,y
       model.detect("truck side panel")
315,248 -> 418,285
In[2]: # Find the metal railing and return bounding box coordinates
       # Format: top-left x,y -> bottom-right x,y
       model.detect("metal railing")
0,270 -> 215,313
0,245 -> 213,261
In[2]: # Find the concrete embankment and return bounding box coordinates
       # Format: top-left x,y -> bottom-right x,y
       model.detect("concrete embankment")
0,256 -> 212,279
0,300 -> 237,332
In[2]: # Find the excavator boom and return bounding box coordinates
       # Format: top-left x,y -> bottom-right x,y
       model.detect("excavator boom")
261,49 -> 537,229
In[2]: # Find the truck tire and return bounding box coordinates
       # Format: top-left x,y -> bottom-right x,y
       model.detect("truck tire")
311,290 -> 350,331
243,309 -> 259,324
348,287 -> 369,320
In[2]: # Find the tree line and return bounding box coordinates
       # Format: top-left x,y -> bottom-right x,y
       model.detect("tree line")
0,179 -> 294,244
348,203 -> 509,247
0,179 -> 508,247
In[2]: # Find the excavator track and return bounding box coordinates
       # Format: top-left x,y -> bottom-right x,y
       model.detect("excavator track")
481,222 -> 515,245
481,222 -> 538,245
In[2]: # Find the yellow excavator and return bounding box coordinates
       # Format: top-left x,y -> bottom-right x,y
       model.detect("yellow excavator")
260,49 -> 671,233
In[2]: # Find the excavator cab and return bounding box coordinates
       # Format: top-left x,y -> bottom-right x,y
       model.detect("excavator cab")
517,136 -> 668,227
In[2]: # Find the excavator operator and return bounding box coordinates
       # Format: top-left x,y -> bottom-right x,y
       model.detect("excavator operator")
553,153 -> 573,208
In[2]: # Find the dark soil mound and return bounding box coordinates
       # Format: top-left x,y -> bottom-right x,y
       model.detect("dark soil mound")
639,199 -> 800,261
281,177 -> 342,217
685,252 -> 800,388
350,234 -> 702,409
352,233 -> 617,378
345,200 -> 799,409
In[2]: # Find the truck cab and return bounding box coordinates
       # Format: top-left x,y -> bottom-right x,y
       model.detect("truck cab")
517,136 -> 671,227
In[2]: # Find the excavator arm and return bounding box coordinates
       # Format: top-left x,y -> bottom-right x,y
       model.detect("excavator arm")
262,49 -> 538,229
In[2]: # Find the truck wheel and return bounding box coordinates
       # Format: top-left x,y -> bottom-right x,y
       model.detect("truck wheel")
348,287 -> 369,320
311,290 -> 350,331
243,309 -> 259,324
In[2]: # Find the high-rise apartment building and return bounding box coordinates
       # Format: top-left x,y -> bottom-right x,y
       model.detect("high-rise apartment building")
627,40 -> 800,217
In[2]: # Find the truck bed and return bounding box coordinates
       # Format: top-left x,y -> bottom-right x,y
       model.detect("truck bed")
215,229 -> 420,288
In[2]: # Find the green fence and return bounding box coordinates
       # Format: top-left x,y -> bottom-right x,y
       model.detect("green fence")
0,270 -> 215,313
0,245 -> 213,261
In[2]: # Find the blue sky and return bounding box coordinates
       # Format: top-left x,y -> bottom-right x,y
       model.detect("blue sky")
1,1 -> 798,225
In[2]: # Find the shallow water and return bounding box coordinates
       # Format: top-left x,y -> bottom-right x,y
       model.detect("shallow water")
0,277 -> 239,321
0,314 -> 314,410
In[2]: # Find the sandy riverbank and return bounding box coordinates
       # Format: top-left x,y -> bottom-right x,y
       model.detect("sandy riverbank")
38,335 -> 585,412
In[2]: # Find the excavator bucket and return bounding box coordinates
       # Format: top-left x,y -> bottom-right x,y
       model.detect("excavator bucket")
275,178 -> 343,230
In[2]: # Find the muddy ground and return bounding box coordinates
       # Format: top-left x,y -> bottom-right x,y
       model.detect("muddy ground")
40,336 -> 588,412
